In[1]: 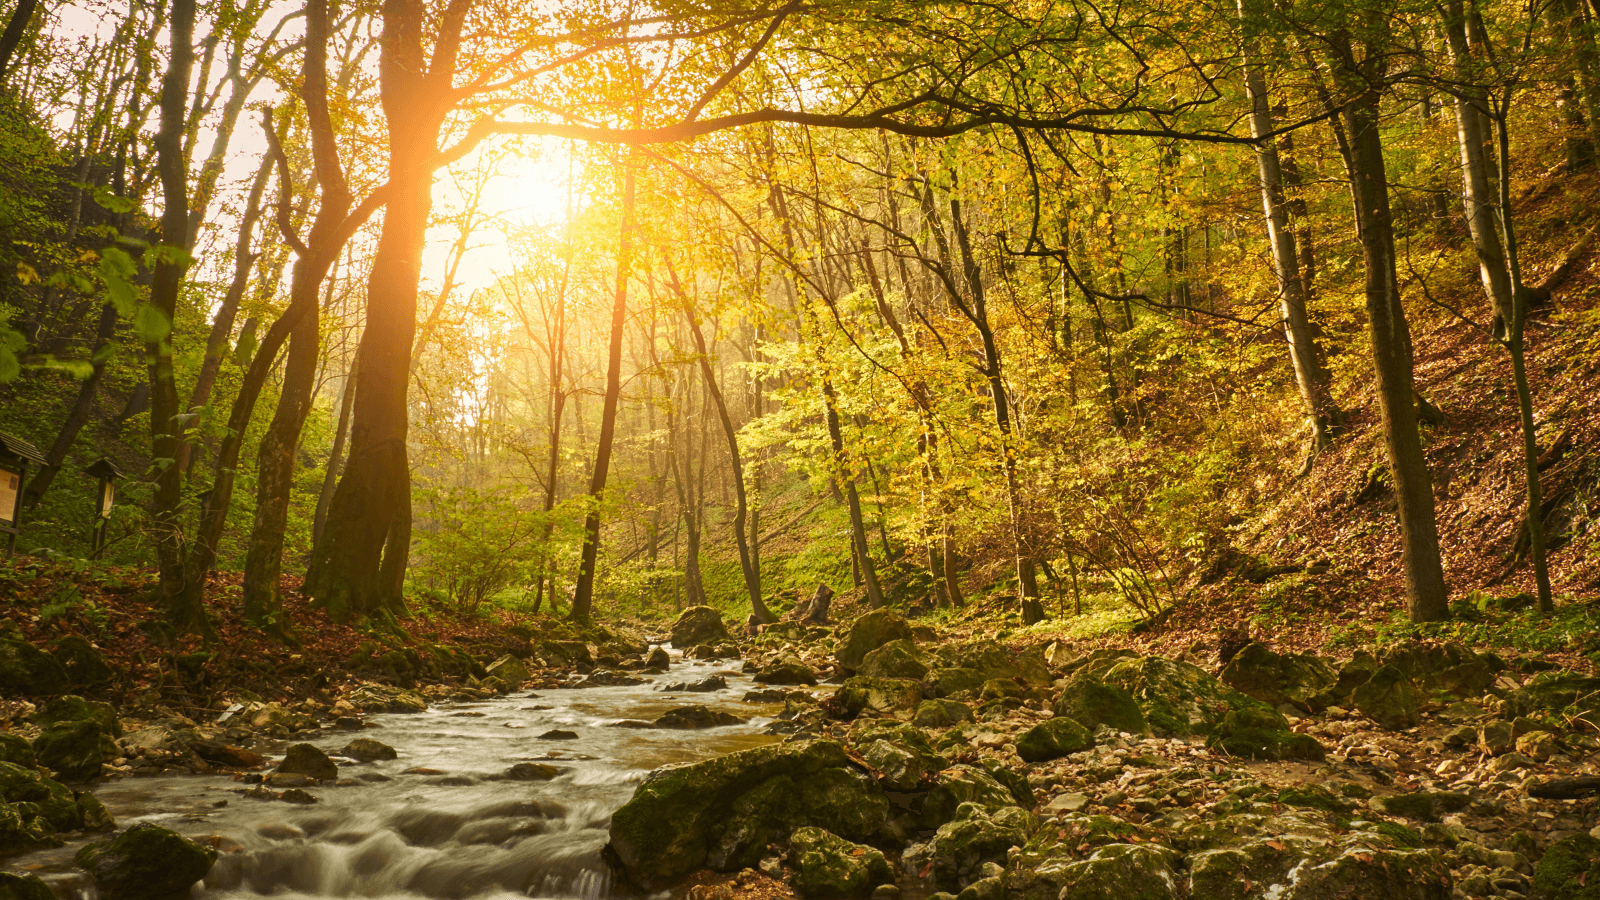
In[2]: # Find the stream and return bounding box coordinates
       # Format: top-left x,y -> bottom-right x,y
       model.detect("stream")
13,653 -> 785,900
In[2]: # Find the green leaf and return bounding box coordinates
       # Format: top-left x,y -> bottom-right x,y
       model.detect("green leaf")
145,244 -> 194,269
0,346 -> 18,382
134,304 -> 171,342
100,247 -> 140,315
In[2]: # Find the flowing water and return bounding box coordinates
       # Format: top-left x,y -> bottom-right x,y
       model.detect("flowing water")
12,653 -> 785,900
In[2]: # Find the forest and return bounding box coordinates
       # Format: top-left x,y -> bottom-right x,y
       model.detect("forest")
4,0 -> 1600,897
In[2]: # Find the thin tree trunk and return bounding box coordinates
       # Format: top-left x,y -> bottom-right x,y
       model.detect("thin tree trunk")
1239,0 -> 1342,465
569,159 -> 637,624
315,351 -> 357,543
0,0 -> 40,81
23,303 -> 117,508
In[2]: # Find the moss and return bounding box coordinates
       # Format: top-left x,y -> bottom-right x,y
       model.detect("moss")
1534,834 -> 1600,900
1367,820 -> 1424,849
1277,784 -> 1355,815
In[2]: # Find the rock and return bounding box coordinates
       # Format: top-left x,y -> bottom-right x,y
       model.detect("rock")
836,612 -> 917,673
852,722 -> 947,790
76,790 -> 115,831
33,695 -> 121,738
49,636 -> 115,689
1041,843 -> 1181,900
538,640 -> 594,667
1053,673 -> 1148,735
485,655 -> 530,686
0,760 -> 84,834
645,646 -> 671,670
926,668 -> 988,698
0,732 -> 34,768
933,640 -> 1051,686
925,803 -> 1037,891
834,677 -> 924,719
652,705 -> 748,729
923,764 -> 1019,827
1206,705 -> 1325,761
1043,792 -> 1089,815
33,720 -> 103,781
606,739 -> 890,889
980,759 -> 1034,809
266,772 -> 314,788
0,638 -> 69,696
661,676 -> 728,693
75,823 -> 218,900
0,872 -> 53,900
789,826 -> 893,898
1352,665 -> 1421,729
1094,656 -> 1241,737
1517,729 -> 1560,761
278,788 -> 318,804
1219,642 -> 1338,712
1507,670 -> 1600,726
752,661 -> 817,686
577,670 -> 647,687
347,684 -> 428,713
1533,833 -> 1600,900
339,738 -> 397,762
1370,791 -> 1468,822
190,740 -> 266,768
1379,640 -> 1498,699
539,729 -> 578,739
1016,717 -> 1095,762
1480,720 -> 1515,756
1311,650 -> 1379,710
1281,845 -> 1451,899
914,699 -> 974,729
276,743 -> 338,781
670,606 -> 731,648
505,762 -> 559,781
859,639 -> 930,680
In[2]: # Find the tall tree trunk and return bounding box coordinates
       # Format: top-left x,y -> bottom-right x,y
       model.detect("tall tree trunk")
149,0 -> 206,635
822,374 -> 884,607
568,159 -> 637,624
950,197 -> 1045,624
0,0 -> 39,82
1330,31 -> 1450,623
672,267 -> 774,623
1239,0 -> 1342,465
306,0 -> 456,623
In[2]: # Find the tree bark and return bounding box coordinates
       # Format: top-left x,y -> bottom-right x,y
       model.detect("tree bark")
1330,31 -> 1450,623
568,159 -> 637,624
23,303 -> 117,509
0,0 -> 39,82
315,350 -> 357,544
1239,0 -> 1342,462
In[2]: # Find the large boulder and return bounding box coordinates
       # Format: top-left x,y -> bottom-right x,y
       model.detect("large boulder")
50,636 -> 115,689
1278,845 -> 1451,899
0,733 -> 34,768
1534,833 -> 1600,900
1053,672 -> 1148,735
0,638 -> 68,696
858,639 -> 929,680
753,659 -> 817,686
835,610 -> 913,672
670,606 -> 730,649
1378,641 -> 1498,699
1205,706 -> 1325,761
1352,665 -> 1421,729
0,760 -> 83,850
651,705 -> 747,729
833,677 -> 924,719
1506,670 -> 1600,727
606,739 -> 891,890
338,738 -> 397,762
276,743 -> 338,781
851,721 -> 948,790
1095,656 -> 1241,737
484,654 -> 530,686
1220,643 -> 1338,712
924,803 -> 1037,891
913,699 -> 973,729
923,764 -> 1019,827
33,695 -> 122,739
0,872 -> 54,900
75,823 -> 218,900
789,827 -> 893,899
932,640 -> 1051,686
926,667 -> 988,698
33,721 -> 103,782
1016,717 -> 1095,762
1036,843 -> 1181,900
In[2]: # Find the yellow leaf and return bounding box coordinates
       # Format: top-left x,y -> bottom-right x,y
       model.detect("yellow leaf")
79,249 -> 101,263
16,263 -> 38,285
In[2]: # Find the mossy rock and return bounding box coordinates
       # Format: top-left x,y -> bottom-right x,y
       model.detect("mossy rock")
50,636 -> 114,689
859,639 -> 929,680
1034,843 -> 1181,900
0,872 -> 54,900
1205,707 -> 1324,762
913,699 -> 973,728
0,761 -> 81,833
1276,784 -> 1355,816
670,606 -> 730,649
1352,665 -> 1421,729
1016,717 -> 1095,762
606,740 -> 889,889
1097,656 -> 1238,737
789,827 -> 893,898
836,610 -> 913,672
75,822 -> 218,900
1535,834 -> 1600,900
926,803 -> 1037,891
0,638 -> 68,697
1365,821 -> 1424,849
834,677 -> 924,719
1378,640 -> 1498,700
932,640 -> 1050,686
33,721 -> 103,782
0,733 -> 34,768
33,695 -> 121,739
1219,642 -> 1337,712
1284,844 -> 1450,899
923,764 -> 1018,827
1188,838 -> 1306,900
484,654 -> 530,686
926,668 -> 987,698
1053,672 -> 1148,735
980,759 -> 1034,808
